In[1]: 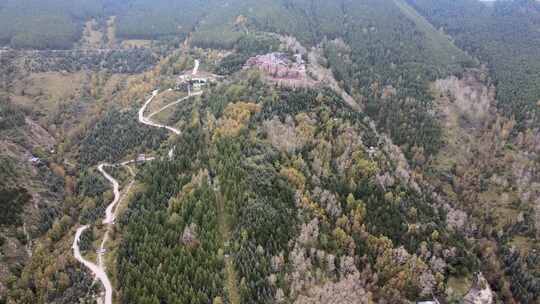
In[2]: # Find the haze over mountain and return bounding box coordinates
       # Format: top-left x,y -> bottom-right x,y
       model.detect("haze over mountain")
1,0 -> 539,303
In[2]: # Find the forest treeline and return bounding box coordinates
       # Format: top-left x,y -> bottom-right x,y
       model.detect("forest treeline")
407,0 -> 540,130
0,0 -> 217,49
22,49 -> 157,73
0,0 -> 102,49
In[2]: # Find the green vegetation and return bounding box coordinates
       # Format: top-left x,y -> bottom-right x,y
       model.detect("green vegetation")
407,0 -> 540,130
194,0 -> 472,158
113,70 -> 478,302
113,0 -> 216,40
317,0 -> 471,158
79,108 -> 166,166
0,0 -> 102,49
0,99 -> 28,144
215,135 -> 297,303
24,49 -> 157,74
0,0 -> 215,49
214,33 -> 280,75
0,156 -> 19,187
502,246 -> 540,303
6,1 -> 540,303
191,0 -> 473,158
0,187 -> 30,227
397,3 -> 540,300
0,100 -> 26,130
118,126 -> 226,303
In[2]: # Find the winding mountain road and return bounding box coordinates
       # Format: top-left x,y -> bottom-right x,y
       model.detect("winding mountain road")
72,226 -> 113,304
139,60 -> 202,134
73,164 -> 139,304
72,59 -> 204,304
98,164 -> 120,225
138,90 -> 181,134
148,90 -> 203,119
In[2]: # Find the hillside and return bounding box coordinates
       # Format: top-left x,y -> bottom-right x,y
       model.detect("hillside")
194,0 -> 472,158
407,0 -> 540,130
2,1 -> 540,304
405,1 -> 540,302
0,99 -> 66,298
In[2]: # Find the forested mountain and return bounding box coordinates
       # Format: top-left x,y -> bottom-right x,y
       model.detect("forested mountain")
407,0 -> 540,130
2,0 -> 540,304
0,0 -> 102,49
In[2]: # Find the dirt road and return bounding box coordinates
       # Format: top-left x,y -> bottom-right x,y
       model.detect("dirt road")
73,59 -> 206,304
72,225 -> 113,304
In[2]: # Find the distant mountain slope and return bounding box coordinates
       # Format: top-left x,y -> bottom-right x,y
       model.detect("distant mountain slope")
407,0 -> 540,130
195,0 -> 470,70
0,0 -> 103,49
109,0 -> 217,40
0,0 -> 218,49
